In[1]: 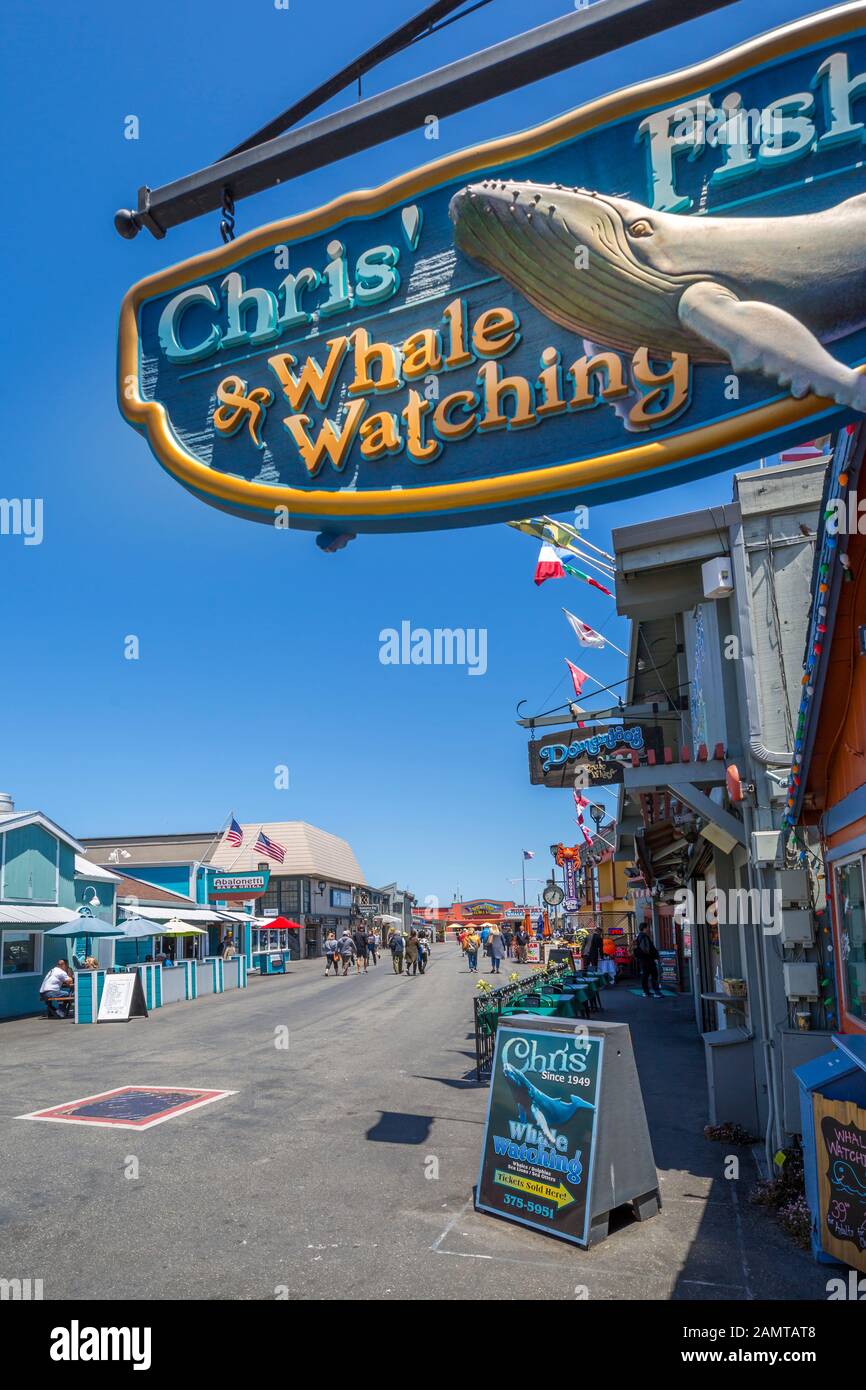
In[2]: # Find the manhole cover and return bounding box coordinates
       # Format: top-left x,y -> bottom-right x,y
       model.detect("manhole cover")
18,1085 -> 236,1129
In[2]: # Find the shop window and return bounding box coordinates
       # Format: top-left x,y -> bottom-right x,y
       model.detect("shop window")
330,888 -> 352,908
835,857 -> 866,1023
280,878 -> 300,912
260,888 -> 279,915
1,929 -> 41,976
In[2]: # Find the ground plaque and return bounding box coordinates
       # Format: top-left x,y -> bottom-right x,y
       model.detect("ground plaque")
18,1086 -> 236,1130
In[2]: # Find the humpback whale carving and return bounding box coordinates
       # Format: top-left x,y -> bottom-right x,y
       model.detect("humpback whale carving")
448,180 -> 866,411
502,1060 -> 592,1146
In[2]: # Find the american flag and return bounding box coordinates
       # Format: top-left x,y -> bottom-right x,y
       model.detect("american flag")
226,817 -> 243,848
253,828 -> 285,864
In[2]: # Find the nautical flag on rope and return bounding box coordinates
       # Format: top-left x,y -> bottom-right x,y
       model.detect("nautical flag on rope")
574,791 -> 590,814
779,440 -> 830,462
226,817 -> 244,848
522,849 -> 535,860
565,659 -> 589,698
563,561 -> 613,596
578,822 -> 593,846
253,828 -> 286,864
534,543 -> 565,585
563,610 -> 605,649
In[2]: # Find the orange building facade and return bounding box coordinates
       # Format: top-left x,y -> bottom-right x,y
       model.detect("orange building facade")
791,431 -> 866,1035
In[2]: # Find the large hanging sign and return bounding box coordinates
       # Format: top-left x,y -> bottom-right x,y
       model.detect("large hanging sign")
528,725 -> 651,787
119,6 -> 866,533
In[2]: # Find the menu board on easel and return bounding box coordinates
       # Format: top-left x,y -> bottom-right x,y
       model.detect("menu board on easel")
813,1092 -> 866,1274
97,972 -> 149,1023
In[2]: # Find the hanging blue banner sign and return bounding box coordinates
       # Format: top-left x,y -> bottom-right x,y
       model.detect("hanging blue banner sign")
119,5 -> 866,533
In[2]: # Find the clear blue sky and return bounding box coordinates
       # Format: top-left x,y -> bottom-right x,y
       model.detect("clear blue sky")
1,0 -> 817,906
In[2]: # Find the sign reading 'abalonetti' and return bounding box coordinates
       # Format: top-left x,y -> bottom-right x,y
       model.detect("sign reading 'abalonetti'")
476,1023 -> 603,1247
119,6 -> 866,533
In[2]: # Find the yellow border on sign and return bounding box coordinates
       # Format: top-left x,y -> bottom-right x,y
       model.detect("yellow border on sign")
118,2 -> 866,521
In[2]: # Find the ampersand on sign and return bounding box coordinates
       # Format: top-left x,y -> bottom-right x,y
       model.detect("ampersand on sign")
213,375 -> 273,449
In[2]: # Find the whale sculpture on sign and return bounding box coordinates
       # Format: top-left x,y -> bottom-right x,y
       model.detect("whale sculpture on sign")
449,181 -> 866,411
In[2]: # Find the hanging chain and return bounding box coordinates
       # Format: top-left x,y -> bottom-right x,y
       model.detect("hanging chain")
219,188 -> 236,244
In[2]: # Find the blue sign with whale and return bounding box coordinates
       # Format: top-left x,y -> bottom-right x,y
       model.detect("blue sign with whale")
119,5 -> 866,533
476,1021 -> 603,1246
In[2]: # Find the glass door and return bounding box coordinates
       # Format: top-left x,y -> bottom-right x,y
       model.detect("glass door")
834,856 -> 866,1024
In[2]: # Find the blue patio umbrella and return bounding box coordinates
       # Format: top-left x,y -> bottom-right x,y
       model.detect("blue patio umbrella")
42,912 -> 125,964
115,915 -> 161,962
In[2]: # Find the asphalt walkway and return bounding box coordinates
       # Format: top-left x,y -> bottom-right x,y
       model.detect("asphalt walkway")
0,942 -> 829,1299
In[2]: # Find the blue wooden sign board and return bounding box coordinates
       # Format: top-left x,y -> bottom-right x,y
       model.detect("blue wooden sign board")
119,5 -> 866,532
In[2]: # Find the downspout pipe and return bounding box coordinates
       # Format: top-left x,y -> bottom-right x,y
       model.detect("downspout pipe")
749,736 -> 792,766
730,518 -> 783,1165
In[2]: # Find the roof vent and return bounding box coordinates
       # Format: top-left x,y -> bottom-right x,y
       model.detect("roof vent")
0,793 -> 14,815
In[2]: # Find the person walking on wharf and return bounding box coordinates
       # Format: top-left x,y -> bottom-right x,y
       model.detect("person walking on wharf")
323,930 -> 340,976
513,924 -> 528,964
464,927 -> 480,972
488,925 -> 505,974
390,927 -> 405,974
352,923 -> 368,974
633,925 -> 663,998
338,929 -> 356,976
417,931 -> 429,974
405,929 -> 420,976
366,925 -> 379,965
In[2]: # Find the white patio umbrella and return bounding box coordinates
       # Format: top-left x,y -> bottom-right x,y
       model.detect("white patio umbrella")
376,913 -> 402,925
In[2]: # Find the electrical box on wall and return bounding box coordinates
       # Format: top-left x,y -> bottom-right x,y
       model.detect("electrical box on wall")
751,830 -> 780,864
779,909 -> 814,947
778,868 -> 809,905
701,556 -> 734,600
783,962 -> 819,999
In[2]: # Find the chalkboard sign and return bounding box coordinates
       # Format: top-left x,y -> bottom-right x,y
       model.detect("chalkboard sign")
476,1022 -> 603,1247
546,947 -> 578,970
814,1094 -> 866,1273
97,972 -> 148,1023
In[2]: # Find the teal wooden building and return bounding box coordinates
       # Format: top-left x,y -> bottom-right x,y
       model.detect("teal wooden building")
0,794 -> 118,1020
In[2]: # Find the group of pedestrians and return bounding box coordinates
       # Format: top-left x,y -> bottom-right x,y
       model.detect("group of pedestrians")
388,927 -> 431,976
459,922 -> 526,973
323,925 -> 381,976
323,923 -> 432,978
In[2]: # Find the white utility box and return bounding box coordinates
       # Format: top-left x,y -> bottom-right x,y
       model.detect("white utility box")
779,909 -> 814,947
778,868 -> 809,906
751,830 -> 779,864
782,962 -> 819,999
701,556 -> 734,599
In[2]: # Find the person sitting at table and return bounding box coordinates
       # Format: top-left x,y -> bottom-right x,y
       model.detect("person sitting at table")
39,959 -> 74,1018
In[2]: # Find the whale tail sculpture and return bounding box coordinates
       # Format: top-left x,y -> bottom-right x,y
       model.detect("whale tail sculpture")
449,181 -> 866,413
